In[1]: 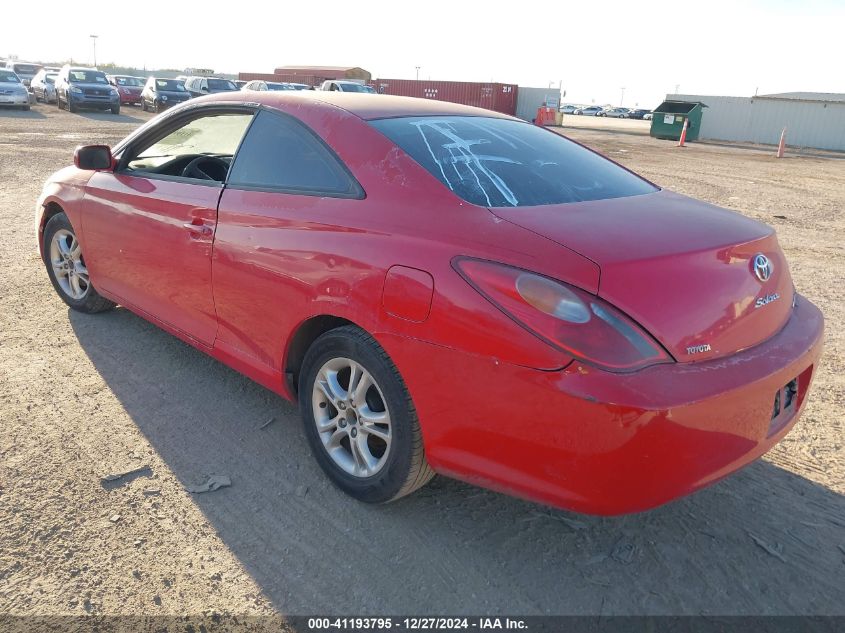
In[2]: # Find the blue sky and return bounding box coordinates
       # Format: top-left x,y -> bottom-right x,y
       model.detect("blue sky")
3,0 -> 841,108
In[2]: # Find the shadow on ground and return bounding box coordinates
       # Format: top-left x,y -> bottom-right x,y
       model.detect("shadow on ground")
69,307 -> 845,616
75,110 -> 147,124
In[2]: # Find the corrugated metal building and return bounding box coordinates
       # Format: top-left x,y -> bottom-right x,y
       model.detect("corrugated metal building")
371,79 -> 517,116
274,66 -> 372,82
667,92 -> 845,151
515,87 -> 561,121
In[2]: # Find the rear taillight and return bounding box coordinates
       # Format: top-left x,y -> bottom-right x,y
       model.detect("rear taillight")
454,258 -> 672,372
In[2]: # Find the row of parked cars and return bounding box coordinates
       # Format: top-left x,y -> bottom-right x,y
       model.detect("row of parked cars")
1,59 -> 379,114
560,104 -> 654,119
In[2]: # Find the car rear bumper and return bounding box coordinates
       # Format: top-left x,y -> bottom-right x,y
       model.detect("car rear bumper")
382,294 -> 824,515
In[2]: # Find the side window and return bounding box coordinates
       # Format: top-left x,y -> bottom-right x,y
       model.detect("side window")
227,110 -> 361,197
122,112 -> 254,182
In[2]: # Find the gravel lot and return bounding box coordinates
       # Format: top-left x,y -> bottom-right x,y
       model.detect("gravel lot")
1,104 -> 843,626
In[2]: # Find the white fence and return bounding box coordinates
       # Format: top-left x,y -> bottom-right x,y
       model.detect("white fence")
668,93 -> 845,152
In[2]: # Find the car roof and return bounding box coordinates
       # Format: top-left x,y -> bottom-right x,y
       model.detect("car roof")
199,91 -> 517,121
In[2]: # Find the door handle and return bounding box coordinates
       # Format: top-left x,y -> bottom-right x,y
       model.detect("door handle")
182,221 -> 213,236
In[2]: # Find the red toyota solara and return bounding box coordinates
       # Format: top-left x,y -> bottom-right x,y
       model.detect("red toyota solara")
36,92 -> 823,515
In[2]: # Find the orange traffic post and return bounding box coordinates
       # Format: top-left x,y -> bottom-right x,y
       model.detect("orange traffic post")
677,119 -> 689,147
776,127 -> 787,158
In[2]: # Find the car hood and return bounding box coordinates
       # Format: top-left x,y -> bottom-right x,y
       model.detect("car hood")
490,190 -> 794,363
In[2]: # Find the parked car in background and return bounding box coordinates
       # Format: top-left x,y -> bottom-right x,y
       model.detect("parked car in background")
287,83 -> 312,91
241,80 -> 296,92
644,112 -> 653,120
35,92 -> 823,515
3,61 -> 42,87
183,76 -> 239,97
598,107 -> 630,118
0,69 -> 31,109
560,104 -> 578,114
234,80 -> 247,89
140,77 -> 191,112
108,75 -> 144,106
573,105 -> 603,116
31,69 -> 58,103
627,108 -> 652,120
319,80 -> 375,93
55,66 -> 120,114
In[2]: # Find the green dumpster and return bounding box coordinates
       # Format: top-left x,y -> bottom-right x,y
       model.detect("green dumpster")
650,100 -> 707,141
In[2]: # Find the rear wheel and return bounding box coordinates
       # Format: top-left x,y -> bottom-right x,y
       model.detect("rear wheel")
42,213 -> 115,314
299,326 -> 434,504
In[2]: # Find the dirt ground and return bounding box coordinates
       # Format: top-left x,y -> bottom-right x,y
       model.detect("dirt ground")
0,104 -> 843,625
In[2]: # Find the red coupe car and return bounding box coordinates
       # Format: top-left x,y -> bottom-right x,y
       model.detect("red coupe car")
35,92 -> 823,515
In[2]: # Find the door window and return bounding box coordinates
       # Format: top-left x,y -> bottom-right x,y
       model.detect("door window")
227,110 -> 362,197
122,111 -> 254,182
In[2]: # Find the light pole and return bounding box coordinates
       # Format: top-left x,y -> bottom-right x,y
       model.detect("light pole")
415,66 -> 420,80
90,34 -> 98,67
620,86 -> 625,107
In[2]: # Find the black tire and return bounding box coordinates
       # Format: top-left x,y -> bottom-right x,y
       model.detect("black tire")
68,99 -> 77,113
299,325 -> 434,504
141,99 -> 147,112
42,213 -> 115,314
111,105 -> 120,115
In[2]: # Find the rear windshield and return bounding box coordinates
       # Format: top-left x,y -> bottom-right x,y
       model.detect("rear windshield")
13,64 -> 40,74
0,70 -> 21,83
115,76 -> 142,86
339,83 -> 374,93
371,116 -> 657,207
208,79 -> 237,91
155,79 -> 185,91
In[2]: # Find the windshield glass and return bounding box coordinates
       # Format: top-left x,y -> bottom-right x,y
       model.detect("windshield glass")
115,76 -> 143,87
371,116 -> 657,208
267,83 -> 294,91
69,70 -> 108,84
154,79 -> 185,91
0,70 -> 21,83
13,64 -> 40,74
340,83 -> 375,93
45,74 -> 57,84
207,79 -> 237,91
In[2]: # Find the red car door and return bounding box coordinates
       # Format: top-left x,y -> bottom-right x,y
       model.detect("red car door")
81,107 -> 255,346
211,109 -> 365,373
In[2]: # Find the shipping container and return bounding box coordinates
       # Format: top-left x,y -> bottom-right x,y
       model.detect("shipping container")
371,79 -> 518,116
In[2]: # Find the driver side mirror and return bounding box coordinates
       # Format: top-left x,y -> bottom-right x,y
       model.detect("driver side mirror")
74,145 -> 113,171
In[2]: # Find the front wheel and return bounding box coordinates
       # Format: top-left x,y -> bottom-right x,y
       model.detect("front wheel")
299,326 -> 434,504
42,212 -> 115,314
110,105 -> 120,115
67,98 -> 77,113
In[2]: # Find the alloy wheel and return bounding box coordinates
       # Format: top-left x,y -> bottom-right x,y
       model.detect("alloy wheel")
311,357 -> 392,478
49,229 -> 89,300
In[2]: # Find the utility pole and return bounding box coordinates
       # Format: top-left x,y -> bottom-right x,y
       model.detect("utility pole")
415,66 -> 420,80
90,35 -> 98,67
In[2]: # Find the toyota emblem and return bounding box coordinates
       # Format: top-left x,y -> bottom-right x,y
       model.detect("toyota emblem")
752,254 -> 773,282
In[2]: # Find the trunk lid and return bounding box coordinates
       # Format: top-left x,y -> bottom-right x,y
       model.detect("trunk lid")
490,190 -> 794,362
